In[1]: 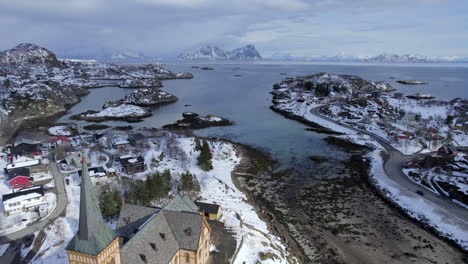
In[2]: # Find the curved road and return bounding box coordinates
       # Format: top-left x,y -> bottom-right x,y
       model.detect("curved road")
310,107 -> 468,223
0,162 -> 68,244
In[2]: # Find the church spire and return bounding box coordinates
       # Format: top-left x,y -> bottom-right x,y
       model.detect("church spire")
66,151 -> 117,256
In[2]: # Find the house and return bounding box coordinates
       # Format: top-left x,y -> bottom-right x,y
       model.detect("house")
437,144 -> 458,158
112,137 -> 130,149
10,143 -> 42,159
6,158 -> 51,187
454,122 -> 468,132
66,158 -> 212,264
78,166 -> 108,179
165,194 -> 222,221
2,186 -> 46,215
128,133 -> 148,148
5,167 -> 33,190
371,91 -> 381,98
119,155 -> 145,174
51,136 -> 71,145
195,201 -> 222,221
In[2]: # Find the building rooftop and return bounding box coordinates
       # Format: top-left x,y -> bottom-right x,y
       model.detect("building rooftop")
117,203 -> 160,241
120,207 -> 204,264
163,194 -> 199,213
2,186 -> 44,202
195,201 -> 220,214
6,167 -> 31,180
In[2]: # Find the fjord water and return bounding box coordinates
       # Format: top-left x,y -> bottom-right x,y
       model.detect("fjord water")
61,62 -> 468,172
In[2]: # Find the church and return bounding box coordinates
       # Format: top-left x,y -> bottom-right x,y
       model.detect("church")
66,156 -> 212,264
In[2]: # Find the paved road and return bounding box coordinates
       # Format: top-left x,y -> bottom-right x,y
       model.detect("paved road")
0,162 -> 68,243
310,107 -> 468,223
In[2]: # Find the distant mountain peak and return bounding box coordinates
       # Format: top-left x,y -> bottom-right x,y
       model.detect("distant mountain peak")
178,44 -> 262,60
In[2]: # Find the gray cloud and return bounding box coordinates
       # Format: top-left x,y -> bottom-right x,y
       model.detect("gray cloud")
0,0 -> 465,57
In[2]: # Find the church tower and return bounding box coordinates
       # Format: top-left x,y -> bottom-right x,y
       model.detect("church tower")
66,153 -> 121,264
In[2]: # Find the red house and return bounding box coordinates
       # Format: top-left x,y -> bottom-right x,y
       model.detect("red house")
438,144 -> 458,158
51,136 -> 71,144
6,167 -> 33,190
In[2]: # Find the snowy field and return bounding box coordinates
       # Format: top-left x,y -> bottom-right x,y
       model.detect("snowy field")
30,173 -> 80,264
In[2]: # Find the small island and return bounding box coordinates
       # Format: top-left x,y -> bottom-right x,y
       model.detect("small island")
397,80 -> 428,85
71,103 -> 152,122
163,112 -> 232,129
106,87 -> 178,107
406,93 -> 435,99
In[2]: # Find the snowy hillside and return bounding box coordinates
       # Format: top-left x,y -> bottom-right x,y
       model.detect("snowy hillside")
0,43 -> 61,67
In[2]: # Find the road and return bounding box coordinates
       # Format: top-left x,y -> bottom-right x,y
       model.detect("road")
310,107 -> 468,223
0,162 -> 68,244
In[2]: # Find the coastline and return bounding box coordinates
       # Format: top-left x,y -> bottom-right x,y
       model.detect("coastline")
230,142 -> 307,262
269,102 -> 468,254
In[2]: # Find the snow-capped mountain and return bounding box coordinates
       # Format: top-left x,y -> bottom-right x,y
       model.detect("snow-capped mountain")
228,45 -> 262,60
363,53 -> 432,63
178,45 -> 227,60
178,45 -> 262,60
0,43 -> 61,67
56,47 -> 151,62
110,50 -> 147,61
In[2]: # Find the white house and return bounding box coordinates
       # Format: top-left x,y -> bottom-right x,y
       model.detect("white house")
2,187 -> 47,215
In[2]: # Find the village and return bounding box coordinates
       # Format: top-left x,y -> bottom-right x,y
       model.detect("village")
271,73 -> 467,205
0,126 -> 297,264
270,73 -> 468,248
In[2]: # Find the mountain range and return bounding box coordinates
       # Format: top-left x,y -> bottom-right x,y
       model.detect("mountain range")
178,45 -> 262,60
55,47 -> 154,62
268,53 -> 468,63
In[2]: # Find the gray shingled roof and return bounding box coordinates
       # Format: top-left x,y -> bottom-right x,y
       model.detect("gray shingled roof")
116,203 -> 159,240
163,210 -> 203,251
120,197 -> 205,263
163,194 -> 199,213
66,154 -> 117,256
121,210 -> 180,264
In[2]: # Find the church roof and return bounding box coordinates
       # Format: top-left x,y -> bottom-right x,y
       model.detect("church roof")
163,194 -> 199,213
66,153 -> 117,256
116,203 -> 160,240
120,210 -> 204,263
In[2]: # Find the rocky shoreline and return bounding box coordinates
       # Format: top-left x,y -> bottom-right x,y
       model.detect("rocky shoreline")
201,136 -> 307,263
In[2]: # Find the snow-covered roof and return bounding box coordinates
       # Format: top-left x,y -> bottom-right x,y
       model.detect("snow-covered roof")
6,159 -> 40,170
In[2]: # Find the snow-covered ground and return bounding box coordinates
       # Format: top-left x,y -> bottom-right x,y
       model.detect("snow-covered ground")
87,104 -> 149,118
48,126 -> 72,136
30,173 -> 80,264
28,134 -> 297,263
367,150 -> 468,249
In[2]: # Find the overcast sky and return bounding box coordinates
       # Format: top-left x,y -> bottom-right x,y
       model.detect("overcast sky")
0,0 -> 467,58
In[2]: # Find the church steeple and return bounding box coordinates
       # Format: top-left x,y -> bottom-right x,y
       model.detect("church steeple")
66,152 -> 119,259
